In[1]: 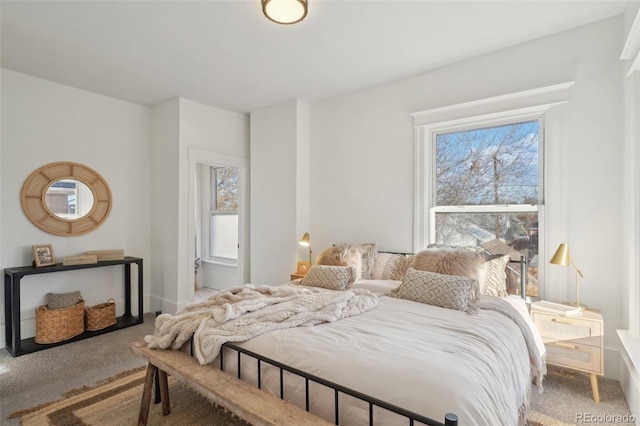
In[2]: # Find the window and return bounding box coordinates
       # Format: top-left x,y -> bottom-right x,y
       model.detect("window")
430,117 -> 543,297
209,166 -> 239,260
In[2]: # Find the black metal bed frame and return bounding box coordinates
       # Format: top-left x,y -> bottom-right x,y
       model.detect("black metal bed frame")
212,341 -> 459,426
171,251 -> 529,426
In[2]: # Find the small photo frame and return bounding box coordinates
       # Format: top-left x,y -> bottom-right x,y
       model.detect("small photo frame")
296,260 -> 311,275
33,244 -> 56,267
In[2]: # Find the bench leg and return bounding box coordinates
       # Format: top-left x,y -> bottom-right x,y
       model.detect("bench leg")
158,369 -> 171,415
138,363 -> 157,426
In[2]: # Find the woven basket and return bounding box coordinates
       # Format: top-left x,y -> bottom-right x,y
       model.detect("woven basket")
85,298 -> 116,331
35,300 -> 85,344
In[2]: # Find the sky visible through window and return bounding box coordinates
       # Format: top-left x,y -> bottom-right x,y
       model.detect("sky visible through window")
436,121 -> 539,206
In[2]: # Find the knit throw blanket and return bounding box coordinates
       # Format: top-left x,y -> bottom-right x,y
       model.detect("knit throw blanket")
145,284 -> 379,365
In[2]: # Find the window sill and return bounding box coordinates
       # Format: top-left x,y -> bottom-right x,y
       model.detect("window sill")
202,259 -> 237,268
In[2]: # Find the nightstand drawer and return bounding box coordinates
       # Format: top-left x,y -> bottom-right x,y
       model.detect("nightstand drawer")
532,311 -> 602,347
545,340 -> 603,374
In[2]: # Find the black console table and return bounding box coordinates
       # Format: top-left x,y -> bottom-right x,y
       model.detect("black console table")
4,256 -> 143,356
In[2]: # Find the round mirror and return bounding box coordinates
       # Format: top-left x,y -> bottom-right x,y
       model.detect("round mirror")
45,179 -> 95,220
22,162 -> 112,236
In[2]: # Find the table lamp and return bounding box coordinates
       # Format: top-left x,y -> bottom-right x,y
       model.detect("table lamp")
550,243 -> 586,311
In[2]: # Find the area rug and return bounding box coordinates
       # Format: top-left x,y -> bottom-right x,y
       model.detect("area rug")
8,367 -> 594,426
10,368 -> 250,426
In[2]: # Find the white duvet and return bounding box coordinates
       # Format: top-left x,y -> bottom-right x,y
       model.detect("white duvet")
217,280 -> 546,426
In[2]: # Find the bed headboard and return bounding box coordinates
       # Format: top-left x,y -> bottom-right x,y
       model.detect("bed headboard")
379,250 -> 528,301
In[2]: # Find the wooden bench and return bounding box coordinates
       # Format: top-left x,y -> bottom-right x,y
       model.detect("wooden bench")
130,341 -> 332,426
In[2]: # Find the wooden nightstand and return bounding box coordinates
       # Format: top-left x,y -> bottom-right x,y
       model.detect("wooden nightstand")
531,306 -> 604,402
290,273 -> 305,281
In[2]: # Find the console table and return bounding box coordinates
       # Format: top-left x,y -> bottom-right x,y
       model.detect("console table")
4,256 -> 143,356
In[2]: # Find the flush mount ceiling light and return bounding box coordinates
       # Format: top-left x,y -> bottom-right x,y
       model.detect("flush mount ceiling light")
262,0 -> 308,25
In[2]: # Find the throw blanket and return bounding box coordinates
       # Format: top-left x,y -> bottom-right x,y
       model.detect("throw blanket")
477,295 -> 547,426
145,284 -> 378,365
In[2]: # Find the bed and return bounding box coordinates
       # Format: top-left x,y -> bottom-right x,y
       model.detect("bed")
145,244 -> 546,426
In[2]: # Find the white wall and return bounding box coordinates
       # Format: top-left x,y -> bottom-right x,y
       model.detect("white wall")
306,17 -> 625,378
1,69 -> 151,342
150,98 -> 248,314
250,99 -> 310,285
150,98 -> 180,314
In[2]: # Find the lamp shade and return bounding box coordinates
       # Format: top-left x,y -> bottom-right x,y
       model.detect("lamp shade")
549,243 -> 570,266
299,232 -> 310,246
262,0 -> 308,25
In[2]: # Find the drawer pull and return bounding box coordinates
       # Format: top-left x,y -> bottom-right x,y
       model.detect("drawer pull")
551,318 -> 573,325
554,342 -> 578,350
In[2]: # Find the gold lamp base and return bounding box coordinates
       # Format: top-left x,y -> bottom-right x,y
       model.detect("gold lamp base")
564,302 -> 588,312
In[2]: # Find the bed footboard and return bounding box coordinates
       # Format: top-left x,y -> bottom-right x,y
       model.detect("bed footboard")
215,341 -> 459,426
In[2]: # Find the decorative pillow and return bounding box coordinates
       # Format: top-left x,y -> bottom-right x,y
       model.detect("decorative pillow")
46,291 -> 82,310
372,252 -> 407,280
389,268 -> 479,313
412,248 -> 483,279
477,254 -> 510,297
352,243 -> 377,280
300,265 -> 357,291
316,243 -> 377,280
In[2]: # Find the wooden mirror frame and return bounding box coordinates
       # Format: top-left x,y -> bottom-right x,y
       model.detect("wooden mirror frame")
21,162 -> 112,236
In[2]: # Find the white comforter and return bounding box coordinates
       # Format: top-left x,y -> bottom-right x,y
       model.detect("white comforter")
219,280 -> 545,426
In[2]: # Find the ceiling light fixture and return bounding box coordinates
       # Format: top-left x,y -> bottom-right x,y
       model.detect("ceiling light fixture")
262,0 -> 308,25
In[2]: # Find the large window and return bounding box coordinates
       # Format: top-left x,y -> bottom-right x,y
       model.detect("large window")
209,166 -> 239,260
430,118 -> 543,296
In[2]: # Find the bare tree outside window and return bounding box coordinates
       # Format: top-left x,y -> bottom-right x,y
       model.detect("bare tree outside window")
433,120 -> 541,296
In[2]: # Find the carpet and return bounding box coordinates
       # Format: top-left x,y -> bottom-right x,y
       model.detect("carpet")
10,368 -> 250,426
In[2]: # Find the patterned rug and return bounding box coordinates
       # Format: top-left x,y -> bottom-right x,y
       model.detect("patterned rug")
10,366 -> 624,426
10,368 -> 249,426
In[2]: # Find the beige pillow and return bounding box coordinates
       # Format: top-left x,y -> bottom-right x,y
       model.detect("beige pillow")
390,268 -> 479,313
300,265 -> 357,290
412,248 -> 482,279
372,252 -> 407,280
46,291 -> 82,310
477,254 -> 510,297
316,243 -> 377,280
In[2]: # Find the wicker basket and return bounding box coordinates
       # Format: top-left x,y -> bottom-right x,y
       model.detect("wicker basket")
85,298 -> 116,331
35,300 -> 85,344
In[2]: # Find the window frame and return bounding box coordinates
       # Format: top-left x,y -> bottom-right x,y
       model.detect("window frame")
411,82 -> 574,301
428,114 -> 544,247
203,165 -> 240,265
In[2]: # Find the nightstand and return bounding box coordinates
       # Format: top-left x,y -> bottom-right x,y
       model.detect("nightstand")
290,273 -> 305,281
531,306 -> 604,402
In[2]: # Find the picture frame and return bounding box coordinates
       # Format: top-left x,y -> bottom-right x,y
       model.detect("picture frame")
296,260 -> 311,275
33,244 -> 56,267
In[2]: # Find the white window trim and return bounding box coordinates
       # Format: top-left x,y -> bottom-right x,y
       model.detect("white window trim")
188,147 -> 248,287
412,82 -> 573,299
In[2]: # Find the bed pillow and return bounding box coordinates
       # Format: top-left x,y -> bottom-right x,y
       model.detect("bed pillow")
412,247 -> 483,279
476,254 -> 510,297
389,268 -> 479,313
300,265 -> 357,290
372,252 -> 407,280
316,243 -> 377,280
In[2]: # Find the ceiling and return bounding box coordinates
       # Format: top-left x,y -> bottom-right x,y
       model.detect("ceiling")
0,1 -> 631,113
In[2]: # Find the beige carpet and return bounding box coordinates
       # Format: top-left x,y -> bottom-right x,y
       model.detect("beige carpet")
11,368 -> 250,426
10,366 -> 589,426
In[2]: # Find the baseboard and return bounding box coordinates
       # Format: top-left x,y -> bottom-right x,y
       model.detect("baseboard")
148,294 -> 179,315
618,330 -> 640,418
